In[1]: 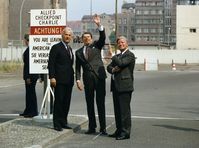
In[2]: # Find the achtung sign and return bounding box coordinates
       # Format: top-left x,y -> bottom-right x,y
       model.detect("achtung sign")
29,9 -> 66,74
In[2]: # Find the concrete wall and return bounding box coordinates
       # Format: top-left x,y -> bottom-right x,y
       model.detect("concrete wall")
0,47 -> 24,61
132,49 -> 199,64
1,47 -> 199,65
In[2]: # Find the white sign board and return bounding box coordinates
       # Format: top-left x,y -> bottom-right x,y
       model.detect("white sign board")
29,9 -> 66,74
145,58 -> 158,71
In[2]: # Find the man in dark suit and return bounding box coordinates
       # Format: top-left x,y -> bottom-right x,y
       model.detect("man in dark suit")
107,36 -> 135,140
75,14 -> 107,135
48,27 -> 74,131
20,34 -> 39,118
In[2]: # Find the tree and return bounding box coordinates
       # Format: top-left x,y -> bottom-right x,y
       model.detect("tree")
109,31 -> 116,44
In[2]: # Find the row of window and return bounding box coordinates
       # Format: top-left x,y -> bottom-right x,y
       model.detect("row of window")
135,36 -> 176,42
135,19 -> 163,24
135,28 -> 163,33
136,2 -> 163,7
136,10 -> 163,15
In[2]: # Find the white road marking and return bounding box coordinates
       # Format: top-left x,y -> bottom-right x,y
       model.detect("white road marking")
0,83 -> 23,89
1,114 -> 199,121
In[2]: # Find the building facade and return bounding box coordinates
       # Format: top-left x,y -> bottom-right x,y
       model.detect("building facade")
176,1 -> 199,49
0,0 -> 9,47
81,13 -> 115,44
117,3 -> 136,42
134,0 -> 177,46
8,0 -> 66,41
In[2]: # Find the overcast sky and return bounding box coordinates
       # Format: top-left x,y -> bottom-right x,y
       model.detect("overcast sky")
67,0 -> 135,21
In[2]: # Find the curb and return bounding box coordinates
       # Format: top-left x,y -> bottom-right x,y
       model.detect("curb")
0,115 -> 88,148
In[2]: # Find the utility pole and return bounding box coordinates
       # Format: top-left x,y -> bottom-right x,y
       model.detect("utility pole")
90,0 -> 93,32
115,0 -> 118,54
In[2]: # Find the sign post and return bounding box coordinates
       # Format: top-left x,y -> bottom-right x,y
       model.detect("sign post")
29,9 -> 66,122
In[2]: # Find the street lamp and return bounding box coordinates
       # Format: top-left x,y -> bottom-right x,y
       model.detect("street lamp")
19,0 -> 26,41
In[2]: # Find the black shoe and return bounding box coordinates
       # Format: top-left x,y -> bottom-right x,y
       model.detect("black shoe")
23,114 -> 36,118
19,113 -> 26,116
116,133 -> 130,140
85,129 -> 96,134
54,126 -> 63,131
109,133 -> 117,138
100,129 -> 108,135
62,124 -> 72,129
108,130 -> 120,138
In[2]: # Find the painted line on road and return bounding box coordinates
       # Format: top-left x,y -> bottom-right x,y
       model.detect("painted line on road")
69,114 -> 199,121
0,83 -> 23,88
92,121 -> 116,140
0,114 -> 20,118
1,114 -> 199,121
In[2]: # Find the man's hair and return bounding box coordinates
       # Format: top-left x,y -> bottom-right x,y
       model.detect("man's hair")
24,34 -> 29,41
62,27 -> 73,36
82,32 -> 93,39
116,36 -> 128,43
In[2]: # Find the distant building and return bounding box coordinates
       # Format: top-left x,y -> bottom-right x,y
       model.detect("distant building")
8,0 -> 66,41
117,3 -> 136,42
134,0 -> 177,46
67,21 -> 82,43
176,4 -> 199,49
81,13 -> 114,44
178,0 -> 199,5
0,0 -> 9,47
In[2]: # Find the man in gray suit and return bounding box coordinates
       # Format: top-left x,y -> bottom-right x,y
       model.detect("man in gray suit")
107,36 -> 135,140
75,14 -> 107,135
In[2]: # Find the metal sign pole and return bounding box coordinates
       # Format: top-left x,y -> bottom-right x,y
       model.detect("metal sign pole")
33,77 -> 54,122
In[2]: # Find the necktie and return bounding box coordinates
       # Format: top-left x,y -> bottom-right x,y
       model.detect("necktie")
66,45 -> 72,59
85,46 -> 90,60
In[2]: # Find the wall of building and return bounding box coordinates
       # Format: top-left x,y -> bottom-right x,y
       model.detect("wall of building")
8,0 -> 66,41
176,5 -> 199,49
0,0 -> 9,47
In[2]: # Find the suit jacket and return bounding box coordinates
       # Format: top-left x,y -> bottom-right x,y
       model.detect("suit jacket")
107,49 -> 135,92
48,42 -> 74,85
75,29 -> 107,80
23,47 -> 39,81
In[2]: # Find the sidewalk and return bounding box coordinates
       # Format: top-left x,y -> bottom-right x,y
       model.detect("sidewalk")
0,115 -> 88,148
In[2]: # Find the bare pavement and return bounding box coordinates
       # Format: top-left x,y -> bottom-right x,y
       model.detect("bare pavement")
0,64 -> 199,148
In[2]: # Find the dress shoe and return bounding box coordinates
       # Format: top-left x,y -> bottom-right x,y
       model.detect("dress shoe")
116,133 -> 130,140
109,132 -> 118,138
54,126 -> 63,131
108,130 -> 120,138
85,129 -> 96,134
23,114 -> 36,118
62,124 -> 72,129
19,113 -> 26,116
100,129 -> 108,135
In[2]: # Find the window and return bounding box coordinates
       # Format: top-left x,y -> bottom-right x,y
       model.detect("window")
118,19 -> 122,24
123,18 -> 127,24
190,28 -> 196,33
124,26 -> 127,33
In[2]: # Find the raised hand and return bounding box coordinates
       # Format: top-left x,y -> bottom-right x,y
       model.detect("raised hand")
93,14 -> 101,26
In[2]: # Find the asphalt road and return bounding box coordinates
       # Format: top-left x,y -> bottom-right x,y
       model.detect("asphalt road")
0,70 -> 199,147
